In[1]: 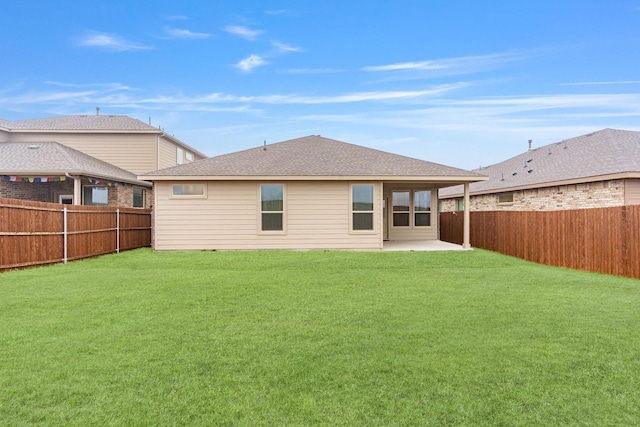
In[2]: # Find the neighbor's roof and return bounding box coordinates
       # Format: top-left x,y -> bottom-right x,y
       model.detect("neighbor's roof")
4,115 -> 158,131
142,135 -> 486,183
0,114 -> 207,158
440,128 -> 640,198
0,141 -> 151,187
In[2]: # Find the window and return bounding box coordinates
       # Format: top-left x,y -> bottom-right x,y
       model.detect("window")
133,188 -> 145,208
84,186 -> 108,206
352,184 -> 374,231
172,184 -> 206,197
392,190 -> 432,227
177,147 -> 184,164
456,197 -> 464,211
414,190 -> 431,227
261,184 -> 284,231
392,191 -> 410,227
185,151 -> 194,162
498,192 -> 514,204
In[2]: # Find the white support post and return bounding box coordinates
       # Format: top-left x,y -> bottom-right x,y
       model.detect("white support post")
73,176 -> 81,205
463,183 -> 471,249
116,209 -> 120,254
63,207 -> 68,264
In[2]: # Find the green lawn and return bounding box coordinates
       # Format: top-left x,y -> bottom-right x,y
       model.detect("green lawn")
1,248 -> 639,426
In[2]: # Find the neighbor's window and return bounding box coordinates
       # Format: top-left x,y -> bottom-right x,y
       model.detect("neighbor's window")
392,191 -> 410,227
83,186 -> 108,206
261,184 -> 284,231
414,190 -> 431,227
352,184 -> 374,231
172,184 -> 206,197
185,151 -> 194,162
177,147 -> 185,164
456,197 -> 464,211
133,187 -> 145,208
498,192 -> 514,204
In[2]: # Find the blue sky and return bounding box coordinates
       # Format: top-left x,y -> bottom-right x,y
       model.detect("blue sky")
1,0 -> 639,170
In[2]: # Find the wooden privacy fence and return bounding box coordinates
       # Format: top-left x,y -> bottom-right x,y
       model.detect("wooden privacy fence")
1,197 -> 152,271
440,206 -> 640,279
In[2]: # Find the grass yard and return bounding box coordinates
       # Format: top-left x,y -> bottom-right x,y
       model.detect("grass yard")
1,248 -> 639,426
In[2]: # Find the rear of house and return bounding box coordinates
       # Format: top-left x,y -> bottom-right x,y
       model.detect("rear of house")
143,136 -> 486,250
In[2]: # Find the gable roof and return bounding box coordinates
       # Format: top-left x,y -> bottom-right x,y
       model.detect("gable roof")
4,115 -> 159,132
440,128 -> 640,197
0,141 -> 151,187
142,135 -> 485,183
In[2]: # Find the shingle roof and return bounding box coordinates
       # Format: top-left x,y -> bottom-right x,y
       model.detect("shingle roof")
0,141 -> 151,186
4,115 -> 159,131
440,128 -> 640,197
143,135 -> 485,180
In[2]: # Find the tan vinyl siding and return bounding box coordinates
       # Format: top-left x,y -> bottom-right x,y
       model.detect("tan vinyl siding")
7,132 -> 157,175
153,180 -> 383,250
158,138 -> 178,170
626,179 -> 640,205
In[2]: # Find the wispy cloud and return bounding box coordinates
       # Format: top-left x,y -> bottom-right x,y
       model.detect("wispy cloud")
279,68 -> 345,74
272,41 -> 302,53
77,31 -> 153,51
363,61 -> 447,72
557,80 -> 640,86
224,25 -> 264,40
236,54 -> 268,72
164,27 -> 211,39
363,51 -> 536,79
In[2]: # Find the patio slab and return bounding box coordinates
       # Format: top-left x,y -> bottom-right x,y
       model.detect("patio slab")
383,240 -> 470,252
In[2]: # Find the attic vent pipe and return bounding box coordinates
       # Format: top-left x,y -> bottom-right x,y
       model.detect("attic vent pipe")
528,139 -> 532,151
96,107 -> 100,116
263,140 -> 267,151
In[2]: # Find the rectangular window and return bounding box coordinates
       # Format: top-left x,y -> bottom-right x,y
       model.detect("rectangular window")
261,184 -> 284,231
177,147 -> 184,164
392,191 -> 410,227
498,192 -> 514,204
133,187 -> 145,208
456,197 -> 464,211
185,151 -> 194,162
352,184 -> 374,231
172,184 -> 206,197
83,186 -> 108,206
414,190 -> 431,227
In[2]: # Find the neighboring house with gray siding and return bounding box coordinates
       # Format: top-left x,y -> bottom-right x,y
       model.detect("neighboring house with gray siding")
142,135 -> 486,250
439,128 -> 640,212
0,114 -> 205,208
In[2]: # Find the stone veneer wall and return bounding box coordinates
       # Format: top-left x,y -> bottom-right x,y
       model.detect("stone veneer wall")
1,179 -> 153,209
440,179 -> 626,212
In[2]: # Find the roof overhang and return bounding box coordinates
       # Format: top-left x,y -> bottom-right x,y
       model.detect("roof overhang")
140,175 -> 488,184
439,172 -> 640,199
4,170 -> 152,187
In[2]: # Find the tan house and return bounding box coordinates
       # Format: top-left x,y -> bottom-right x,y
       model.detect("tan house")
439,128 -> 640,212
0,114 -> 206,208
142,135 -> 486,250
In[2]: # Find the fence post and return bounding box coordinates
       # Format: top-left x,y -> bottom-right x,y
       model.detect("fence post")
116,208 -> 120,254
63,207 -> 68,264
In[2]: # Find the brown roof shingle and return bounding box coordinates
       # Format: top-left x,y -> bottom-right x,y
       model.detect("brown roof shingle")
4,115 -> 159,131
143,135 -> 484,179
440,128 -> 640,197
0,141 -> 150,186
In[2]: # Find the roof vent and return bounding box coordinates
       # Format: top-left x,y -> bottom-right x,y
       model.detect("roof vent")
528,169 -> 533,173
528,139 -> 533,151
28,145 -> 40,149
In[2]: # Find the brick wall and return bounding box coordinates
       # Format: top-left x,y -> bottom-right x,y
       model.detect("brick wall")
1,179 -> 153,208
440,179 -> 627,212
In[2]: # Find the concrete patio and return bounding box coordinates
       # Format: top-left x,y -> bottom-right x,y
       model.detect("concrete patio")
383,240 -> 470,252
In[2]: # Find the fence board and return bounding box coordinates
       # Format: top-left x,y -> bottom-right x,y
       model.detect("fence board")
440,206 -> 640,279
0,197 -> 151,271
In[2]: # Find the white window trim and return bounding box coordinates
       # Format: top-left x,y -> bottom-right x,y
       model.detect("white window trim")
349,183 -> 377,234
170,183 -> 208,199
391,189 -> 434,229
258,183 -> 287,235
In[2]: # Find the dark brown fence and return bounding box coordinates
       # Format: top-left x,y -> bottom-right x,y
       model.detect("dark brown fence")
440,206 -> 640,279
1,197 -> 152,271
